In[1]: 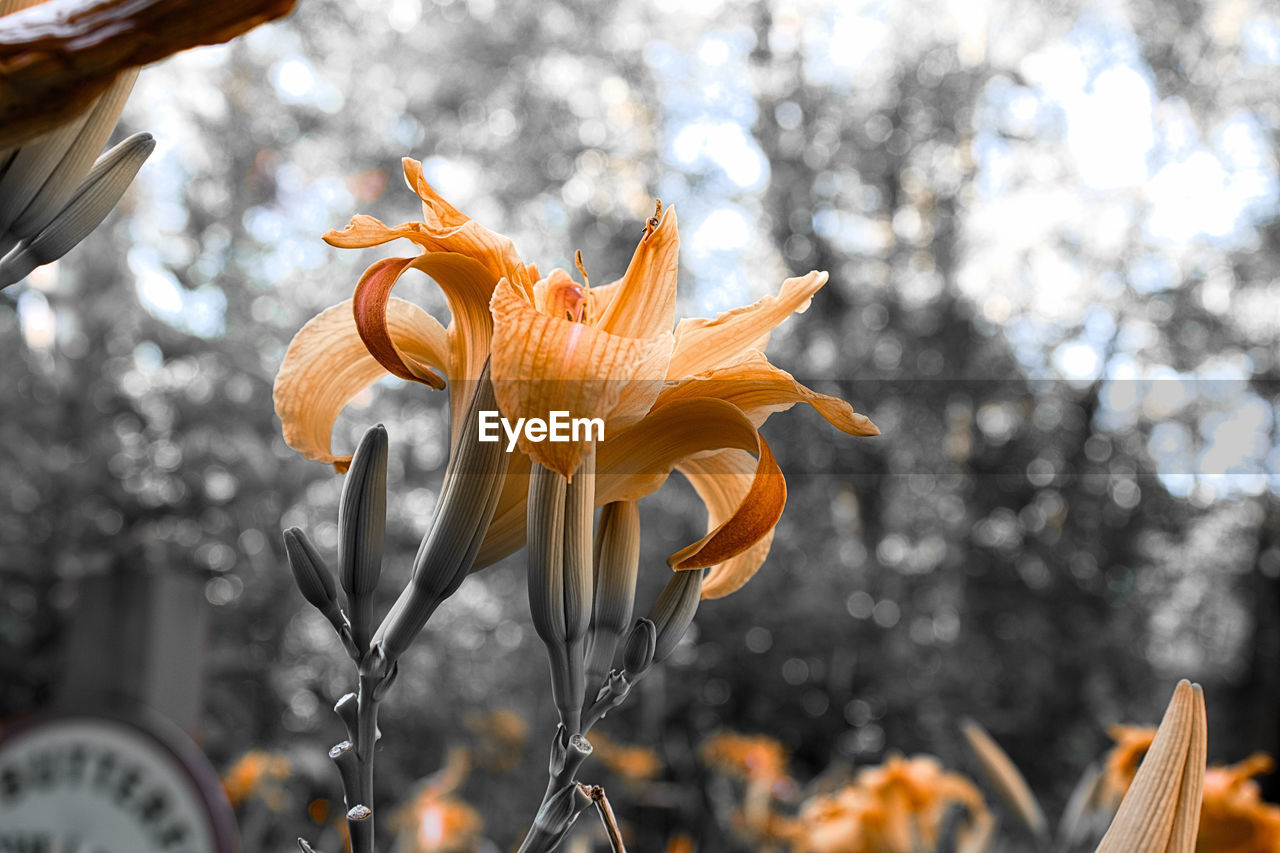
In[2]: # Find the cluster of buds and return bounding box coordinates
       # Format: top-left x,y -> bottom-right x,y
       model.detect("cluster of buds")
0,65 -> 153,289
519,449 -> 707,852
284,365 -> 511,853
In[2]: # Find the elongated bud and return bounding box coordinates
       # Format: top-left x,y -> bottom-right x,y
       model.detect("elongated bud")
585,501 -> 640,691
339,424 -> 387,652
0,112 -> 90,232
283,527 -> 338,611
374,364 -> 510,661
0,132 -> 154,289
297,839 -> 321,853
649,568 -> 705,663
9,69 -> 139,239
622,617 -> 657,677
340,424 -> 388,597
560,445 -> 595,733
527,461 -> 576,732
527,462 -> 568,648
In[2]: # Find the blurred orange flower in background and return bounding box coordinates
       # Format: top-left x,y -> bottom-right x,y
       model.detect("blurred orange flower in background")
463,708 -> 529,773
1197,754 -> 1280,853
388,748 -> 484,853
222,749 -> 291,810
1099,724 -> 1157,809
786,755 -> 992,853
700,731 -> 791,784
589,730 -> 664,783
1097,720 -> 1280,852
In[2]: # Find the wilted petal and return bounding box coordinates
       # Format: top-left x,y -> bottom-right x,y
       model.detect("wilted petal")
594,206 -> 679,340
489,276 -> 672,478
656,351 -> 879,436
273,298 -> 449,471
668,270 -> 829,378
322,213 -> 435,250
401,157 -> 530,291
0,0 -> 299,149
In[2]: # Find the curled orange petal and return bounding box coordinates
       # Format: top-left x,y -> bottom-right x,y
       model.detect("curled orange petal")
274,298 -> 449,471
352,256 -> 447,386
351,251 -> 501,439
668,436 -> 786,582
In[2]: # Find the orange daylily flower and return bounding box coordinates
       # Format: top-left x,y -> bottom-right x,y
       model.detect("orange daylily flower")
700,731 -> 791,784
589,730 -> 664,782
786,755 -> 993,853
1197,754 -> 1280,853
273,158 -> 877,598
222,749 -> 291,810
1099,717 -> 1280,853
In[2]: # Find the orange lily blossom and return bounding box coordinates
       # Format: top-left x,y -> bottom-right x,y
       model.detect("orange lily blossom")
272,158 -> 878,598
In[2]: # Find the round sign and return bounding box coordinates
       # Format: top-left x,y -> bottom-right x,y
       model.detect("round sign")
0,710 -> 238,853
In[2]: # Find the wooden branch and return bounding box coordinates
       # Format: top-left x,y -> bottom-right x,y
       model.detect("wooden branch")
0,0 -> 299,147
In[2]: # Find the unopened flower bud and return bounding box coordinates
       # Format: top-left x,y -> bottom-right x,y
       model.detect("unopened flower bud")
283,528 -> 338,615
649,568 -> 704,663
374,366 -> 509,662
622,617 -> 657,676
585,501 -> 640,690
0,132 -> 154,289
8,69 -> 139,239
339,424 -> 387,598
339,424 -> 387,651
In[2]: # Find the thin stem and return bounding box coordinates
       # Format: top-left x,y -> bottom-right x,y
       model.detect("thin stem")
583,785 -> 626,853
344,663 -> 382,852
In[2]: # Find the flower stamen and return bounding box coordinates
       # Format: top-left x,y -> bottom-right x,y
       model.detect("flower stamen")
643,199 -> 663,239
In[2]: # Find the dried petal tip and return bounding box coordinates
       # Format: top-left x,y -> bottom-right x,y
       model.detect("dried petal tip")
622,618 -> 656,676
347,804 -> 373,821
297,839 -> 321,853
283,528 -> 338,613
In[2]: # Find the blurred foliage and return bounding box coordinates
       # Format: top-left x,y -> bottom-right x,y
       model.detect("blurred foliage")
2,0 -> 1280,849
